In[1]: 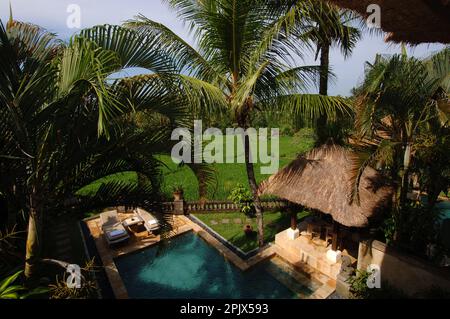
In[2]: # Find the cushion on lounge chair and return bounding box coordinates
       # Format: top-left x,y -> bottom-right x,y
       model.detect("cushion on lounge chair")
100,210 -> 130,245
108,229 -> 127,239
135,208 -> 160,231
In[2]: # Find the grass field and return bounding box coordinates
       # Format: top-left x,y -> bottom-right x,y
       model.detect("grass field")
78,128 -> 316,201
193,210 -> 310,252
160,129 -> 315,200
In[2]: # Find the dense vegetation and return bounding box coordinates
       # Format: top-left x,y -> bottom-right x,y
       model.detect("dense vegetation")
0,0 -> 448,299
350,48 -> 450,256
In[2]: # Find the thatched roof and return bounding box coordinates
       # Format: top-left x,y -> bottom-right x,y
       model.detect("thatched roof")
325,0 -> 450,44
258,145 -> 394,227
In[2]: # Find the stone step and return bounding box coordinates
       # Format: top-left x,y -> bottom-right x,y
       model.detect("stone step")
270,257 -> 322,290
264,261 -> 312,298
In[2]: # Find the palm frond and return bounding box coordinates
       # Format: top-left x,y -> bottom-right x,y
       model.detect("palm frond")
79,24 -> 174,73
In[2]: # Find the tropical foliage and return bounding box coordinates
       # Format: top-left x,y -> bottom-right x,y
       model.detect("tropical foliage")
0,270 -> 48,299
125,0 -> 350,246
0,0 -> 448,299
294,0 -> 362,144
228,183 -> 255,216
0,17 -> 214,278
350,47 -> 450,250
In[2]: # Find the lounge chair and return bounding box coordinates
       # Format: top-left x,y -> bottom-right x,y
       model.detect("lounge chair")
135,208 -> 160,233
100,210 -> 130,245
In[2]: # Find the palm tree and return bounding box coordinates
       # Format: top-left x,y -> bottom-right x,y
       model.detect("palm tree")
291,1 -> 361,144
301,1 -> 361,96
350,47 -> 450,229
0,19 -> 213,278
125,0 -> 350,247
414,47 -> 450,206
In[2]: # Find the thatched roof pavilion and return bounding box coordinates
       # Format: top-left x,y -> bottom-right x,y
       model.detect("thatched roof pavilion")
325,0 -> 450,44
258,145 -> 394,228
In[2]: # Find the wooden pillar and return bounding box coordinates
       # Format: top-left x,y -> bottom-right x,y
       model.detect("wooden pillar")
331,222 -> 339,251
290,208 -> 298,230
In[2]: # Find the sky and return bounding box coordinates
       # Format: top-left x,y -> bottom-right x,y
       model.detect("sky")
0,0 -> 446,96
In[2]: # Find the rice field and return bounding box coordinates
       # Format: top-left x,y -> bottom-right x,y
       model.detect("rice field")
78,129 -> 316,201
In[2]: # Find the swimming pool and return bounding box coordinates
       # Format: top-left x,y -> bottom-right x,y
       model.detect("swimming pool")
437,201 -> 450,220
115,232 -> 319,299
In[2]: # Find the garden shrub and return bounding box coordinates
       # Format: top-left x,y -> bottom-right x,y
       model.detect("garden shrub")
228,184 -> 255,217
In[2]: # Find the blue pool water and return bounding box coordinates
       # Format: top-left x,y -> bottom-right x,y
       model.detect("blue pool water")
437,201 -> 450,220
115,232 -> 315,299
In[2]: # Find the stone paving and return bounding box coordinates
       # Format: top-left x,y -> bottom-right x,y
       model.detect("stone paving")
210,218 -> 250,226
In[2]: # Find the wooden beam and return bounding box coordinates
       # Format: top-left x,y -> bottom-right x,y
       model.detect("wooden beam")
290,209 -> 298,230
331,222 -> 339,251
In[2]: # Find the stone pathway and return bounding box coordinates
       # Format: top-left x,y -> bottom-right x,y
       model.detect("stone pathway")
210,218 -> 249,226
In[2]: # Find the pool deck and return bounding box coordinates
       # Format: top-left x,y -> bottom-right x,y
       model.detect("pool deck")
85,212 -> 336,299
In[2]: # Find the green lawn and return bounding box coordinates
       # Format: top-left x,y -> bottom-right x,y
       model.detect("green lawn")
193,210 -> 310,252
78,129 -> 315,201
160,129 -> 315,200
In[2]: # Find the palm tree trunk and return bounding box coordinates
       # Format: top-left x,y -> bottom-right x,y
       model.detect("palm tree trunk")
317,42 -> 330,145
319,43 -> 330,96
399,142 -> 412,208
243,133 -> 264,247
24,193 -> 41,279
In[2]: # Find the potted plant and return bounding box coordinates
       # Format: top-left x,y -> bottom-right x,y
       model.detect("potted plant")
172,185 -> 184,201
243,224 -> 254,237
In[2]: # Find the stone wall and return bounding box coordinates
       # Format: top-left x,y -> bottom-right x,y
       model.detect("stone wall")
274,229 -> 344,280
162,199 -> 289,214
357,240 -> 450,296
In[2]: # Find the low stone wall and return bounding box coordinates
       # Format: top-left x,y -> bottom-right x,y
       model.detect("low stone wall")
162,199 -> 289,214
357,240 -> 450,296
274,229 -> 343,280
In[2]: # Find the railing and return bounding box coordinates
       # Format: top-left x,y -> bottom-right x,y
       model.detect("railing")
161,199 -> 289,214
161,202 -> 175,212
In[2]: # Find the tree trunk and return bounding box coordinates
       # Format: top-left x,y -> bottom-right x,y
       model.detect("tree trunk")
24,195 -> 41,279
316,42 -> 331,145
399,142 -> 412,208
319,43 -> 330,96
243,133 -> 264,247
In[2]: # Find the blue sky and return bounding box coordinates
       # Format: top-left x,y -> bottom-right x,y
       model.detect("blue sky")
1,0 -> 446,96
